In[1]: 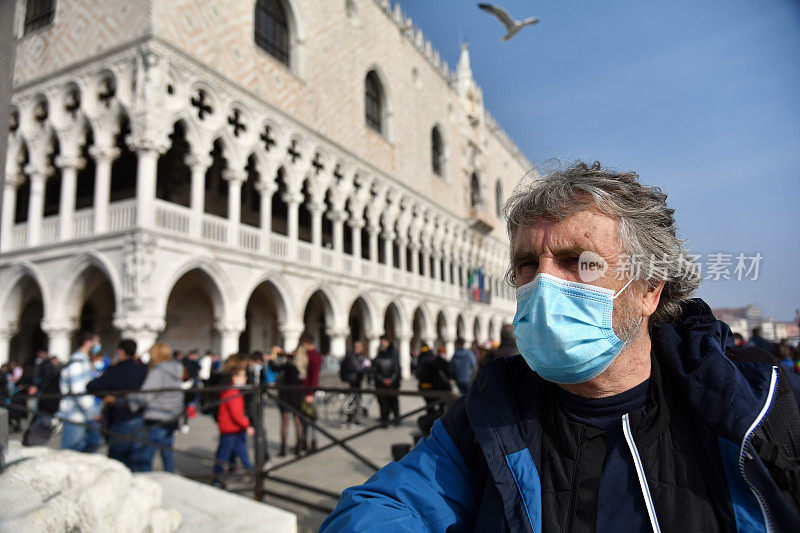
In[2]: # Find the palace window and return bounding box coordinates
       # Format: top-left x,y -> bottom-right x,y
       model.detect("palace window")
365,70 -> 384,134
495,179 -> 503,217
431,126 -> 443,176
255,0 -> 290,66
24,0 -> 55,35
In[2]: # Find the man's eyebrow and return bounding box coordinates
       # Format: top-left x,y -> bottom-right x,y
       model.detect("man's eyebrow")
511,249 -> 539,265
550,244 -> 586,257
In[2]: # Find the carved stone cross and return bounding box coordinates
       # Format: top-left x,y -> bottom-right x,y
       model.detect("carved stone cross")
227,109 -> 246,137
190,89 -> 213,120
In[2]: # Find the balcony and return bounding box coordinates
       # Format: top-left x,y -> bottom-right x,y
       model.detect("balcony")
2,199 -> 512,305
468,205 -> 494,234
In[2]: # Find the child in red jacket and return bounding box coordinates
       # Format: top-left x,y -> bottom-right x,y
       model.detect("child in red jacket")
213,357 -> 254,483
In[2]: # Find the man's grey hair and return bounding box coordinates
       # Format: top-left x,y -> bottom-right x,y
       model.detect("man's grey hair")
504,161 -> 701,325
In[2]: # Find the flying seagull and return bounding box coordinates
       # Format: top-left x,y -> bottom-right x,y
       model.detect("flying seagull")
478,3 -> 539,41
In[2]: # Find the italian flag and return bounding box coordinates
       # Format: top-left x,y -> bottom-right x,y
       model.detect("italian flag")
468,268 -> 484,302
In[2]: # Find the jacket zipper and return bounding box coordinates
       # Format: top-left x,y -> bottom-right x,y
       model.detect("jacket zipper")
739,366 -> 778,533
622,413 -> 661,533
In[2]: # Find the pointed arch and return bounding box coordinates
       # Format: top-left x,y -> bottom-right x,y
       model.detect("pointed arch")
158,255 -> 235,322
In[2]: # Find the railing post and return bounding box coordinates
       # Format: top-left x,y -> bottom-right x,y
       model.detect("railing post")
253,383 -> 264,501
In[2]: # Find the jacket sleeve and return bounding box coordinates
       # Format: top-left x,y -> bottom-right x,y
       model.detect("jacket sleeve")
86,369 -> 112,395
220,392 -> 251,429
320,419 -> 479,532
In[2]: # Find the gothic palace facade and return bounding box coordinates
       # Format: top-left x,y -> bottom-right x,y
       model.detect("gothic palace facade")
1,0 -> 531,376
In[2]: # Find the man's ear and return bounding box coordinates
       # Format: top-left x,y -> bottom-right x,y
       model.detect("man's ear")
641,280 -> 665,318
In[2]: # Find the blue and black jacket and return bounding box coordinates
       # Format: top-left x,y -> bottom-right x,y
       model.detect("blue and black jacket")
322,299 -> 800,532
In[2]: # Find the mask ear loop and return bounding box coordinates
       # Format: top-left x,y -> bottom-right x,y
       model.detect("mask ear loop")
612,276 -> 636,299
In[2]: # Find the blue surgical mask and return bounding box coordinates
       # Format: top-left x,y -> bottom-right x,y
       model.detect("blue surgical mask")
91,343 -> 101,355
512,273 -> 635,384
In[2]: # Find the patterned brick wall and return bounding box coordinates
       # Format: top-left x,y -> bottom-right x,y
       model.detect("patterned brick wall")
12,0 -> 531,242
13,0 -> 151,85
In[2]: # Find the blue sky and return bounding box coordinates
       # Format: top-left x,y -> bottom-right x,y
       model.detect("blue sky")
400,0 -> 800,321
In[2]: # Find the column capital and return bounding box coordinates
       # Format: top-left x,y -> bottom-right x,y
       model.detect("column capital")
88,145 -> 120,163
41,318 -> 79,335
408,240 -> 421,251
282,191 -> 304,205
0,322 -> 19,338
308,201 -> 326,214
222,169 -> 248,184
347,217 -> 365,229
367,223 -> 381,235
54,154 -> 86,170
326,209 -> 348,222
255,179 -> 278,194
3,172 -> 25,189
24,164 -> 52,181
381,230 -> 396,241
112,314 -> 165,335
126,134 -> 170,155
215,319 -> 245,335
185,153 -> 212,171
325,326 -> 350,339
396,235 -> 409,246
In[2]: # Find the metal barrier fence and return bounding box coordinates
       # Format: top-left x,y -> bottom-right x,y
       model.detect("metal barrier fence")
1,382 -> 458,513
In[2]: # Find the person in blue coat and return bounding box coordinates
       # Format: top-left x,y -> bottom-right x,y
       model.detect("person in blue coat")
448,338 -> 477,394
322,161 -> 800,532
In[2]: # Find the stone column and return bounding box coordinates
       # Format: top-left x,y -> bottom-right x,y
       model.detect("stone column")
26,168 -> 47,246
397,236 -> 408,272
397,332 -> 412,379
256,181 -> 276,247
135,148 -> 160,229
309,202 -> 325,248
326,326 -> 348,360
217,320 -> 244,359
462,322 -> 475,349
1,175 -> 22,251
443,332 -> 456,360
283,191 -> 303,243
90,146 -> 119,234
112,315 -> 165,359
0,324 -> 17,366
56,155 -> 84,240
329,210 -> 346,254
382,231 -> 395,276
366,330 -> 382,359
432,251 -> 442,282
476,314 -> 489,344
41,318 -> 78,363
409,242 -> 420,276
368,224 -> 380,264
224,169 -> 246,247
187,154 -> 211,238
349,218 -> 364,259
443,256 -> 452,285
421,246 -> 432,278
279,322 -> 304,352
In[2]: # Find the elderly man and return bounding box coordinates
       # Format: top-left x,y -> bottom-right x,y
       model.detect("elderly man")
321,162 -> 800,532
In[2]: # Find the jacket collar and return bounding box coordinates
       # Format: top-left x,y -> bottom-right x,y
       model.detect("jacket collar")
650,298 -> 775,443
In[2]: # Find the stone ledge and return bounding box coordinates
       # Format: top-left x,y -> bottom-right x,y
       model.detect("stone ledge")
140,472 -> 297,533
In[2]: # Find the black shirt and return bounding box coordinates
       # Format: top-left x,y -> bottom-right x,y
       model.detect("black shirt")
87,359 -> 148,425
557,379 -> 651,533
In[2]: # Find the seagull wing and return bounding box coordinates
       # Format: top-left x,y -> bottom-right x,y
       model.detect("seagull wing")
478,3 -> 517,31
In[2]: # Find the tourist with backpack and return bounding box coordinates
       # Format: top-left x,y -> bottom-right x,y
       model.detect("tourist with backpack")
56,331 -> 103,452
133,342 -> 185,472
340,341 -> 370,425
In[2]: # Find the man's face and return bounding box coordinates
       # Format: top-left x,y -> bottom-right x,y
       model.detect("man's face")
354,341 -> 363,354
512,207 -> 642,343
380,339 -> 389,349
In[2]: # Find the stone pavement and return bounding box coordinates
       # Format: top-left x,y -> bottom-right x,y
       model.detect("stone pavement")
10,378 -> 438,533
